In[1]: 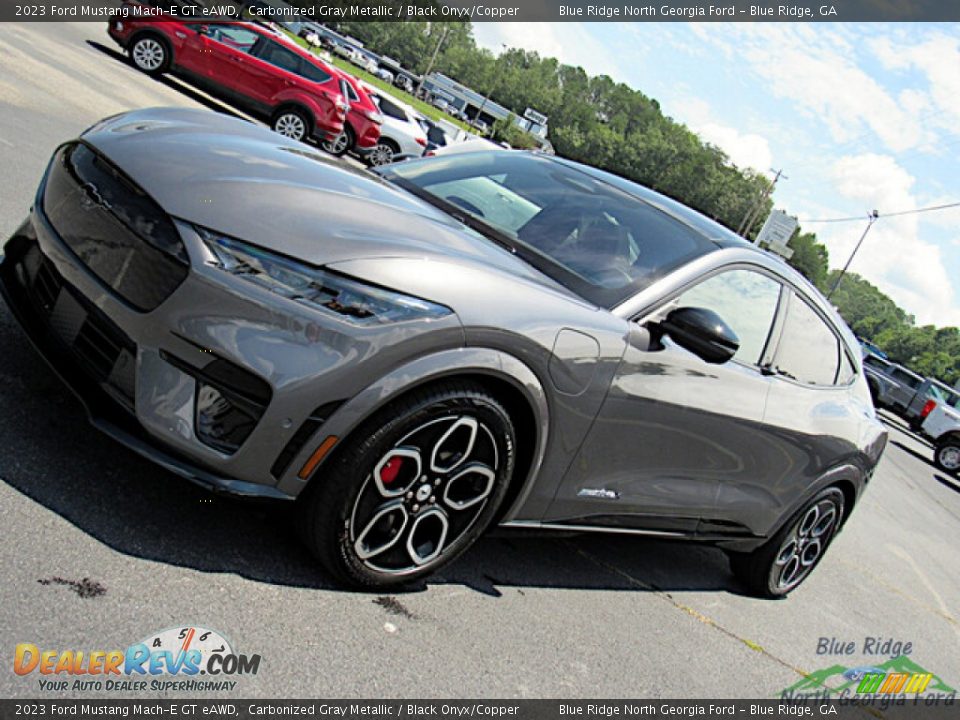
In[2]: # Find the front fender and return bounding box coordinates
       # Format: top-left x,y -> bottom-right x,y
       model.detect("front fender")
275,346 -> 550,521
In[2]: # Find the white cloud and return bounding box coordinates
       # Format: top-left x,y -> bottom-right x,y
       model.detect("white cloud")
690,25 -> 937,154
668,97 -> 772,172
819,154 -> 960,326
471,22 -> 622,78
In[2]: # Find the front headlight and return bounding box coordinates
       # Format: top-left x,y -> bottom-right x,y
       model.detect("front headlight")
197,228 -> 452,326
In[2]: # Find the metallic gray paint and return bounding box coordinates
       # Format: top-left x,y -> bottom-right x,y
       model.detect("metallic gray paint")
1,108 -> 887,554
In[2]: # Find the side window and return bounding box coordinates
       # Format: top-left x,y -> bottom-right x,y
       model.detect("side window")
376,96 -> 408,122
255,40 -> 302,74
298,60 -> 332,84
206,25 -> 260,53
837,349 -> 857,385
773,293 -> 841,386
674,269 -> 782,366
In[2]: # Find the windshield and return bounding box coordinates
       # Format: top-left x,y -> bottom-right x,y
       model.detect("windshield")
380,152 -> 716,308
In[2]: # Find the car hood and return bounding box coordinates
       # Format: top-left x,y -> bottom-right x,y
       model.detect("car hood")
78,108 -> 550,284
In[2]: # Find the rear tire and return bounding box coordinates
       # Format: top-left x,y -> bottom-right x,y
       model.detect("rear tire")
129,35 -> 170,76
297,381 -> 516,589
728,487 -> 845,598
271,108 -> 310,142
934,438 -> 960,475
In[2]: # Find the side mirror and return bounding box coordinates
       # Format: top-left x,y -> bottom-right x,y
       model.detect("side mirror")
197,24 -> 209,35
660,306 -> 739,364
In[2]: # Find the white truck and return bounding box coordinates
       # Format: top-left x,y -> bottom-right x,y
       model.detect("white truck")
918,387 -> 960,474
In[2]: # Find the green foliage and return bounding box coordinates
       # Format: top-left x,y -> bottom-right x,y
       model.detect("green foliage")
787,231 -> 830,289
491,119 -> 538,149
827,272 -> 959,386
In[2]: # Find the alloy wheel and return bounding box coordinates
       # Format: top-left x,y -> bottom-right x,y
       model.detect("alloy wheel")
274,113 -> 307,141
323,131 -> 350,155
369,142 -> 395,166
937,444 -> 960,471
773,497 -> 840,591
349,415 -> 499,575
132,39 -> 165,72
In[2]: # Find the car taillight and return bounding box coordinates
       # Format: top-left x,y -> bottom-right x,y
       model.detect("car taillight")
415,137 -> 427,147
920,399 -> 937,419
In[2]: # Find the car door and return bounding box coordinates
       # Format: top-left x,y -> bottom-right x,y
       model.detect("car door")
729,289 -> 868,535
201,24 -> 267,108
546,266 -> 784,533
169,23 -> 216,79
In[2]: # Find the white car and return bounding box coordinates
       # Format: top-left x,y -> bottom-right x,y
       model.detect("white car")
427,136 -> 508,157
919,392 -> 960,474
365,89 -> 428,165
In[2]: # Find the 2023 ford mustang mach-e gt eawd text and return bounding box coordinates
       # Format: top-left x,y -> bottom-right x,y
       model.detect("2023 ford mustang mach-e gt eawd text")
0,108 -> 886,597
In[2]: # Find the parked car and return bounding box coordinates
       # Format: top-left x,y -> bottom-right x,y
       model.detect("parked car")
374,67 -> 394,83
1,109 -> 887,596
916,385 -> 960,473
471,118 -> 491,135
862,353 -> 899,408
426,135 -> 505,157
394,73 -> 415,93
108,18 -> 347,143
860,354 -> 927,418
365,89 -> 427,165
331,41 -> 354,61
415,117 -> 450,155
321,71 -> 383,158
431,97 -> 450,113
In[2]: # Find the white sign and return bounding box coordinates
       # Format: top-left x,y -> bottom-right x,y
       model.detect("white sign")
756,209 -> 798,258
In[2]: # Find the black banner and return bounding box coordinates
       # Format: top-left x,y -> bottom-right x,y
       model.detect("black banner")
1,700 -> 960,720
5,0 -> 960,23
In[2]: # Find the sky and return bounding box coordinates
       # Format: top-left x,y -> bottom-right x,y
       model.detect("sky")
472,22 -> 960,328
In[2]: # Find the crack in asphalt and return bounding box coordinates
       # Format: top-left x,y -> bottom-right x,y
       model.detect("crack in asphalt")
566,542 -> 813,682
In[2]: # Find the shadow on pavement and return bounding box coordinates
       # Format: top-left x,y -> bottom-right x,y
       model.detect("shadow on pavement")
0,306 -> 740,599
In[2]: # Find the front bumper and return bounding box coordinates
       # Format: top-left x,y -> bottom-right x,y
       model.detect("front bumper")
0,205 -> 462,498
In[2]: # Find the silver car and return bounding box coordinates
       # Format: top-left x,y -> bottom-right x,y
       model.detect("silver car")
0,108 -> 886,597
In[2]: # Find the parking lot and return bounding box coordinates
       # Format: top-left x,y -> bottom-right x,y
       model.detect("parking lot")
1,22 -> 958,700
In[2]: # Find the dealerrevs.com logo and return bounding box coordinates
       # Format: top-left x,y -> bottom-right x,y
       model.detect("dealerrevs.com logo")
14,626 -> 261,692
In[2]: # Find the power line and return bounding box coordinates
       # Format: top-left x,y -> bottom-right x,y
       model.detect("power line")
800,200 -> 960,224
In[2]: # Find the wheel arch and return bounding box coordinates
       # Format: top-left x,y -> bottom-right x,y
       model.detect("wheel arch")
763,463 -> 866,543
377,135 -> 401,152
935,430 -> 960,446
279,347 -> 550,521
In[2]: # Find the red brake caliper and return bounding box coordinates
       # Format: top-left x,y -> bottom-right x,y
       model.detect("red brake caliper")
379,456 -> 403,486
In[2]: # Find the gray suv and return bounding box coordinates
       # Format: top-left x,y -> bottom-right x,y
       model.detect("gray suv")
0,108 -> 887,597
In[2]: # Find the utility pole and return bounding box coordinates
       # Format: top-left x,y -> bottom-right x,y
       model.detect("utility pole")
416,25 -> 449,98
475,44 -> 508,130
738,168 -> 787,240
827,210 -> 879,301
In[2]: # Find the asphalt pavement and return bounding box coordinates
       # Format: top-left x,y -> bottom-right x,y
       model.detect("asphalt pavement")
1,22 -> 958,700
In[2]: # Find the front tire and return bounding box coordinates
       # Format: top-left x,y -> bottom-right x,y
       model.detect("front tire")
297,381 -> 516,589
271,109 -> 310,142
129,35 -> 170,75
367,139 -> 399,166
934,439 -> 960,475
728,487 -> 845,598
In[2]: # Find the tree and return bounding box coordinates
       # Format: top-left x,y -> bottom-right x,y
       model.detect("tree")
787,231 -> 829,289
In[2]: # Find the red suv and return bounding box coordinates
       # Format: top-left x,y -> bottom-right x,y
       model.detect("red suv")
108,17 -> 347,143
321,70 -> 383,159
